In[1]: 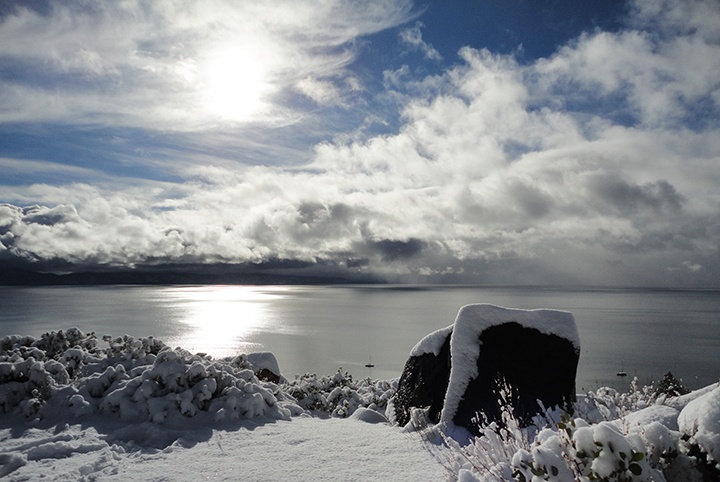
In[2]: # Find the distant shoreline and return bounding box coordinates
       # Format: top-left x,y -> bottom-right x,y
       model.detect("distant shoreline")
0,267 -> 374,287
3,267 -> 720,291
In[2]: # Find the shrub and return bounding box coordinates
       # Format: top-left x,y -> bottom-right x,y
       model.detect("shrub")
436,379 -> 715,482
282,369 -> 393,417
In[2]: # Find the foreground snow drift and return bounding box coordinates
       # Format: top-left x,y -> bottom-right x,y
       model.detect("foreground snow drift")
1,329 -> 433,481
0,417 -> 448,481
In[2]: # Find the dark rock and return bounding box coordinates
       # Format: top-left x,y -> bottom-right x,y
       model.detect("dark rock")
393,331 -> 452,426
255,367 -> 281,384
452,322 -> 579,434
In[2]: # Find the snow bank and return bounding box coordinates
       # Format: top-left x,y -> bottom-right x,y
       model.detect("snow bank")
0,414 -> 447,481
678,385 -> 720,462
440,304 -> 579,426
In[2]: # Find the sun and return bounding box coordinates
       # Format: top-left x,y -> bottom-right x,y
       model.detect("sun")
201,48 -> 272,122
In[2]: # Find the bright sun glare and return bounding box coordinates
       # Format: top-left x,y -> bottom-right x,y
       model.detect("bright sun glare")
163,286 -> 287,358
202,49 -> 272,122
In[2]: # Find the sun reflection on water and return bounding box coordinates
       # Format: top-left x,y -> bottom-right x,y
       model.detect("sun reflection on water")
160,286 -> 287,358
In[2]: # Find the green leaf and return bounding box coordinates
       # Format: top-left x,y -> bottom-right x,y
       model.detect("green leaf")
629,463 -> 643,476
632,451 -> 645,462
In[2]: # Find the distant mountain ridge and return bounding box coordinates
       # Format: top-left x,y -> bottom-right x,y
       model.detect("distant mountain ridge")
0,267 -> 376,286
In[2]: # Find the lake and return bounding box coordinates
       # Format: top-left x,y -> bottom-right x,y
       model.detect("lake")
1,285 -> 718,392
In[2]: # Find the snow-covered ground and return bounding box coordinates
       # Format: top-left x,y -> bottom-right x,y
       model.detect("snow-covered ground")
0,415 -> 447,481
1,327 -> 718,481
0,329 -> 449,481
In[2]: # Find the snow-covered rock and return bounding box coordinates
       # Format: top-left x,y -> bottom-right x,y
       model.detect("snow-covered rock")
246,352 -> 283,382
393,304 -> 580,435
393,326 -> 452,426
445,305 -> 580,434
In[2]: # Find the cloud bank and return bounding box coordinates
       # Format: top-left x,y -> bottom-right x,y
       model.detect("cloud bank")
1,0 -> 719,287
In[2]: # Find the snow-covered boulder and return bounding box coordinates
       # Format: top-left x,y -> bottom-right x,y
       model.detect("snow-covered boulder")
392,325 -> 453,426
246,352 -> 283,383
393,305 -> 580,434
442,304 -> 580,434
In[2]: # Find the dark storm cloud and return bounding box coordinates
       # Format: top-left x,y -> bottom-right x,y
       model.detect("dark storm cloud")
585,174 -> 684,216
364,238 -> 426,262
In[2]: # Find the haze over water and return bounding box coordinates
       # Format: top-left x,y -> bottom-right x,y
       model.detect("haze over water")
1,285 -> 718,391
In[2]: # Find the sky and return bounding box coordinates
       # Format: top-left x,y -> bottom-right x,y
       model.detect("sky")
0,0 -> 719,287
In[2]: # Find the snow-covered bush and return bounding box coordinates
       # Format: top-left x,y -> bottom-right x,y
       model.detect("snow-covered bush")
439,379 -> 720,482
512,417 -> 663,481
284,369 -> 394,418
0,329 -> 295,423
0,329 -> 395,425
0,357 -> 54,415
653,372 -> 690,398
575,379 -> 657,424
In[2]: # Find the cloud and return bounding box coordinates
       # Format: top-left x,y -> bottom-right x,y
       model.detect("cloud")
0,0 -> 417,129
295,77 -> 347,107
1,0 -> 720,287
399,21 -> 442,61
535,2 -> 720,127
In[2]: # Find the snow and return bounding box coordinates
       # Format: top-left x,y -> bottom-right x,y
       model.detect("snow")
410,325 -> 453,357
246,352 -> 282,379
678,385 -> 720,462
614,404 -> 680,432
1,417 -> 446,481
2,324 -> 719,481
0,329 -> 447,481
440,304 -> 579,426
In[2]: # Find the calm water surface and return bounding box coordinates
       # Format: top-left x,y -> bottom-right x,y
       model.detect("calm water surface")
0,285 -> 718,392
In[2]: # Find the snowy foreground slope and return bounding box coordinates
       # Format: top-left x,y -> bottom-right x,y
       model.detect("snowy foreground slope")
0,329 -> 447,481
1,328 -> 719,481
0,416 -> 446,481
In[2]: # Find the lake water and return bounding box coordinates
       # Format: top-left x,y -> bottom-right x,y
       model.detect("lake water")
0,285 -> 718,392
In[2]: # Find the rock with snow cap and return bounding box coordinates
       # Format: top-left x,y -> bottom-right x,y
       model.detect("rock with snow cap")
393,325 -> 452,427
246,352 -> 283,384
441,304 -> 580,434
393,304 -> 580,434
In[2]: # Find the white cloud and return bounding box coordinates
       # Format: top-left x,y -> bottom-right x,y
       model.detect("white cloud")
295,77 -> 345,107
399,21 -> 442,61
535,1 -> 720,127
0,0 -> 417,129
